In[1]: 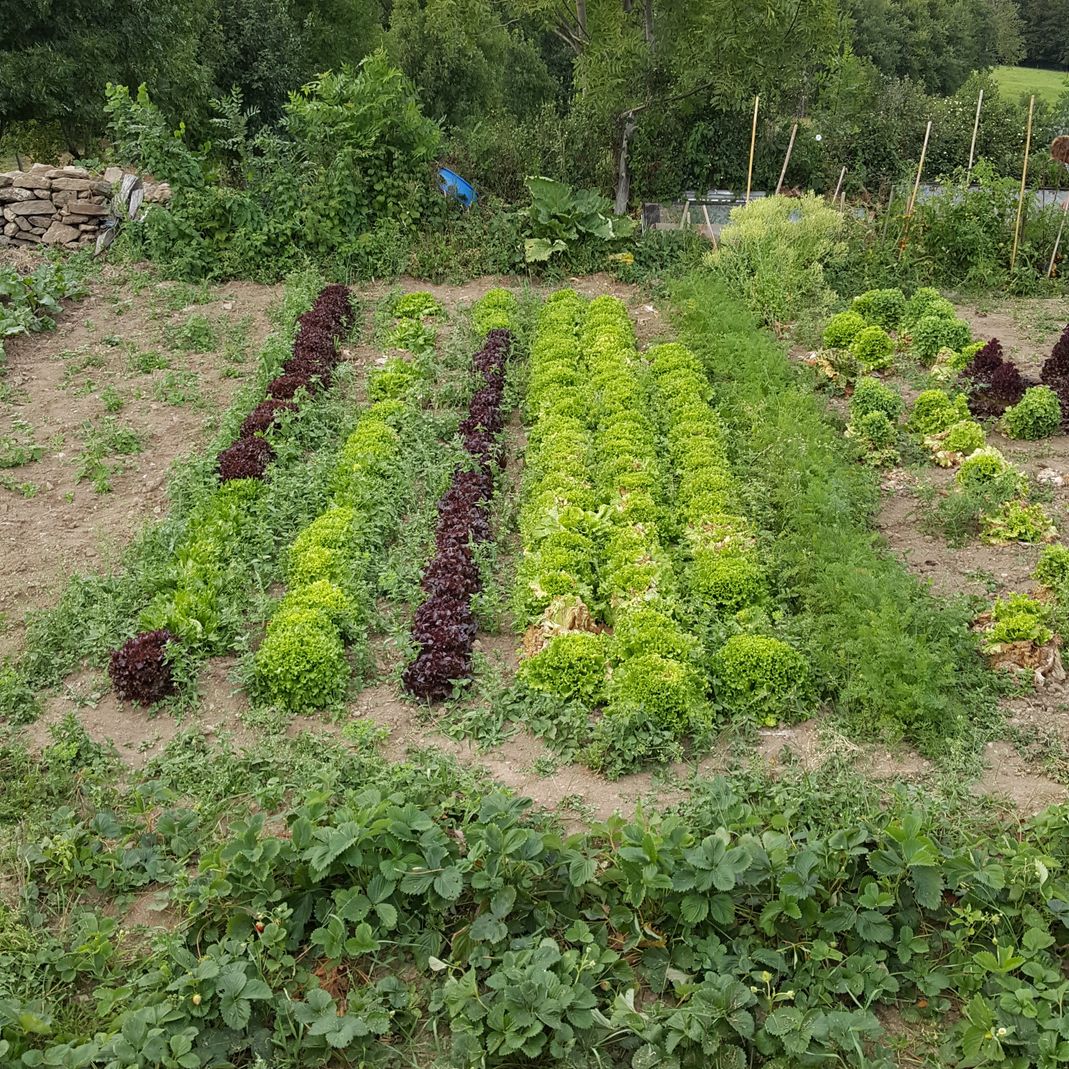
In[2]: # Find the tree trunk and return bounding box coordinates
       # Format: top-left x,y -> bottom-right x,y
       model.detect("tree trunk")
576,0 -> 587,37
614,114 -> 638,215
643,0 -> 654,44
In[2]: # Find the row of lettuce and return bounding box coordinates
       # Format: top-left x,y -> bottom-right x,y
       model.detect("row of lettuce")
513,290 -> 809,772
402,295 -> 517,700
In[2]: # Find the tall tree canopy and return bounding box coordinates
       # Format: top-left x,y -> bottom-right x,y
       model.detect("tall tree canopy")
1017,0 -> 1069,69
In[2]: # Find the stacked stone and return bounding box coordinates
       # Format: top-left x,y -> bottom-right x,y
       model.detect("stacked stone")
0,164 -> 113,249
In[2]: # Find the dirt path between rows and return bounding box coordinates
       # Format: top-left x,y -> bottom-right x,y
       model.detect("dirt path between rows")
0,259 -> 282,660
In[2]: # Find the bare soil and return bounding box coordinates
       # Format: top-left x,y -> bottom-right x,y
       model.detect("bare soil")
0,255 -> 282,659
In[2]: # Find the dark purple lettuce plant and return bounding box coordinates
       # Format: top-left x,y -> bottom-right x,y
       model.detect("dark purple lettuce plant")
109,629 -> 176,704
403,329 -> 513,700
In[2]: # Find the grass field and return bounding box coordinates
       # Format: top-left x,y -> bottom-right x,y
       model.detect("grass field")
992,64 -> 1068,104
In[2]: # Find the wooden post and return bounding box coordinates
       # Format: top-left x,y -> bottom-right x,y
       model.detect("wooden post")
775,122 -> 798,195
1011,95 -> 1036,272
1047,191 -> 1069,278
701,203 -> 715,243
829,165 -> 846,200
966,89 -> 983,181
745,95 -> 760,205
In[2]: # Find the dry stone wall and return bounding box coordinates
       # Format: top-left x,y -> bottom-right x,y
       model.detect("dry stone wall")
0,163 -> 171,252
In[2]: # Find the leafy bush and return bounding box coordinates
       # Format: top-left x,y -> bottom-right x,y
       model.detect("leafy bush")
518,633 -> 607,706
822,310 -> 866,348
847,410 -> 899,466
109,53 -> 442,281
108,629 -> 176,704
956,446 -> 1016,487
393,291 -> 444,320
610,605 -> 697,665
910,315 -> 972,363
907,390 -> 970,436
849,325 -> 893,371
983,593 -> 1053,649
1040,324 -> 1069,385
708,193 -> 845,327
1001,385 -> 1062,440
1034,543 -> 1069,589
368,358 -> 424,402
851,287 -> 906,330
903,286 -> 955,325
850,377 -> 903,421
962,337 -> 1004,384
689,551 -> 767,614
523,176 -> 635,263
925,418 -> 986,465
710,634 -> 810,723
968,357 -> 1028,418
277,580 -> 361,639
471,288 -> 518,335
218,436 -> 274,481
942,419 -> 985,455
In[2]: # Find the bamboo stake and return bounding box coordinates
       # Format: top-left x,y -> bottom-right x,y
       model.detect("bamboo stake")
1047,191 -> 1069,278
701,203 -> 714,242
906,121 -> 932,219
881,188 -> 895,240
775,122 -> 798,195
966,89 -> 983,181
745,95 -> 760,205
1011,95 -> 1036,272
898,121 -> 932,260
832,165 -> 846,201
680,199 -> 691,231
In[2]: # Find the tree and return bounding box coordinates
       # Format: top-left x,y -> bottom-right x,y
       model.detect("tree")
386,0 -> 509,126
291,0 -> 385,79
0,0 -> 216,150
524,0 -> 840,211
1017,0 -> 1069,69
211,0 -> 304,123
846,0 -> 1027,93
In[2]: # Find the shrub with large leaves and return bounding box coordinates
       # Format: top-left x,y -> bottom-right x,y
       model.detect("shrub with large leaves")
524,176 -> 635,263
